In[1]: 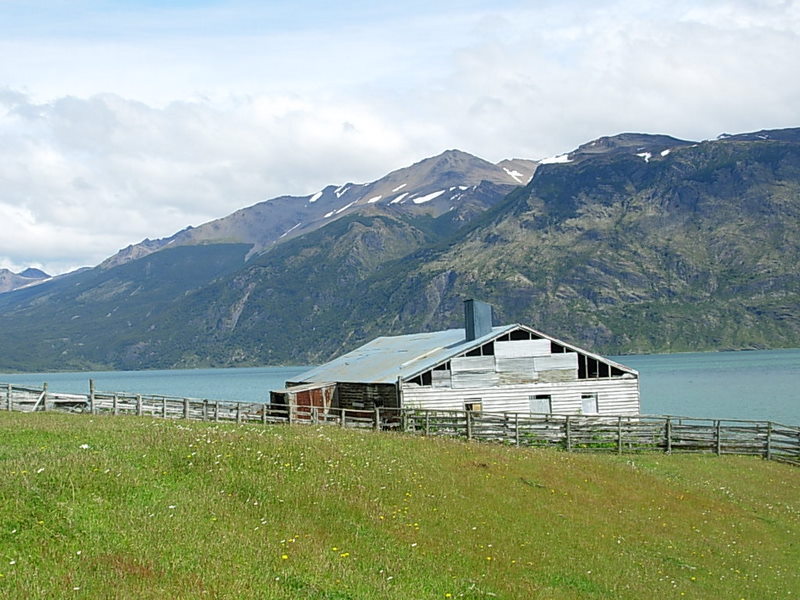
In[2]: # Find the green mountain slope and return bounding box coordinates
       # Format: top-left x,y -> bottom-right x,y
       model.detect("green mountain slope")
0,244 -> 252,370
325,132 -> 800,355
0,129 -> 798,370
143,131 -> 800,365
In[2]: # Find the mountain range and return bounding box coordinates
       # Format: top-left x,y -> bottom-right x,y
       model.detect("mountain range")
0,128 -> 798,371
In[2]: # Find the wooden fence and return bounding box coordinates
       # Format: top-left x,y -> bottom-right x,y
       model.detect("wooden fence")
3,382 -> 798,466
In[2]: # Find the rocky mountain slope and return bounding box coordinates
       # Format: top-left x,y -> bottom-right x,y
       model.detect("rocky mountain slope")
0,129 -> 797,371
158,129 -> 800,365
100,150 -> 536,268
0,268 -> 49,294
0,150 -> 535,370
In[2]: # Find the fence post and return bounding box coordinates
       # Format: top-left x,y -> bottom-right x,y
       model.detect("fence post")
617,416 -> 623,455
89,379 -> 95,415
466,410 -> 473,441
262,404 -> 268,425
215,401 -> 220,423
41,383 -> 48,412
113,394 -> 118,416
374,407 -> 381,431
424,411 -> 430,436
715,420 -> 722,456
5,383 -> 11,411
162,398 -> 167,419
287,404 -> 294,425
340,407 -> 346,427
515,413 -> 520,447
765,422 -> 773,461
565,416 -> 572,451
236,403 -> 242,424
182,398 -> 189,419
665,418 -> 672,453
136,394 -> 143,417
203,400 -> 208,421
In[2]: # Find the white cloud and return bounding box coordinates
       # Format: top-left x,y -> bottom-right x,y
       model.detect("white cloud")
0,90 -> 437,273
0,0 -> 798,273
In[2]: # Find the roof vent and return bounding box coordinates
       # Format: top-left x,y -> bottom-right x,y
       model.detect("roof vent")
464,299 -> 493,341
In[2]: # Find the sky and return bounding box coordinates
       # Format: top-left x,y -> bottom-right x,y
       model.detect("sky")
1,0 -> 799,275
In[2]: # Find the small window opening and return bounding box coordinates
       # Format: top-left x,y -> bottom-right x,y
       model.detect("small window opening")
587,357 -> 599,378
529,394 -> 551,414
581,393 -> 599,414
464,399 -> 482,412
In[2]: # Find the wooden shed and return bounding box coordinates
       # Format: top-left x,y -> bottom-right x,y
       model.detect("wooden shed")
280,300 -> 639,417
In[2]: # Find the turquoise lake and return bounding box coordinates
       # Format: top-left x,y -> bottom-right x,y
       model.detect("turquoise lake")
2,348 -> 798,424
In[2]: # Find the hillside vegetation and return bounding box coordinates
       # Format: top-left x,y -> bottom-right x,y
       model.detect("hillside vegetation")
0,413 -> 797,599
0,129 -> 798,370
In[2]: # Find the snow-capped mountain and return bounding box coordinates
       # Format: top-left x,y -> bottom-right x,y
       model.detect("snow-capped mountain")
101,149 -> 537,268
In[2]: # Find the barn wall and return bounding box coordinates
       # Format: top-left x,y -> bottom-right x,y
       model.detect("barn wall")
401,378 -> 639,415
336,383 -> 399,410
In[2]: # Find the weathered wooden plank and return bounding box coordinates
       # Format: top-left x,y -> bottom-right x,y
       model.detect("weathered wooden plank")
495,339 -> 552,358
450,356 -> 495,372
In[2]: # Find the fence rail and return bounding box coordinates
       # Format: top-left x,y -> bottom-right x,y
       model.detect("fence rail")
3,382 -> 798,466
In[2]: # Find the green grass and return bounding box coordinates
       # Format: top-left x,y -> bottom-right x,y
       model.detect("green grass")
0,413 -> 798,599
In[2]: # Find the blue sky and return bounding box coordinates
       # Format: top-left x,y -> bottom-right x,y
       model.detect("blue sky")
1,0 -> 799,273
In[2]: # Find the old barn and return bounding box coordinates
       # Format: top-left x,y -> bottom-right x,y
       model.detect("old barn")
271,300 -> 639,417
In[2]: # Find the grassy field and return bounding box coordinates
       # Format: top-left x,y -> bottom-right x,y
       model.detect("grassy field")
0,412 -> 798,599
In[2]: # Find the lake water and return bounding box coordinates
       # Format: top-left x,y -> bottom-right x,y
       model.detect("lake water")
1,349 -> 798,424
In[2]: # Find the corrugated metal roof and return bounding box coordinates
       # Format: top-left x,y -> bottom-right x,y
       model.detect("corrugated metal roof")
292,325 -> 517,385
290,323 -> 638,385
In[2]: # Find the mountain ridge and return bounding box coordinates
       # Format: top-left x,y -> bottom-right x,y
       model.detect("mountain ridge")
0,267 -> 50,294
98,149 -> 536,270
0,128 -> 798,371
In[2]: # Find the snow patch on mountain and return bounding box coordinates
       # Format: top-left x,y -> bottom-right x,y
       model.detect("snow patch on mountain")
390,193 -> 409,204
309,191 -> 323,203
540,154 -> 572,164
279,223 -> 302,239
503,167 -> 525,183
335,200 -> 357,215
412,190 -> 446,204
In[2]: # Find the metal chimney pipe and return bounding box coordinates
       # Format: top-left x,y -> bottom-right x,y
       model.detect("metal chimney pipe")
464,299 -> 493,341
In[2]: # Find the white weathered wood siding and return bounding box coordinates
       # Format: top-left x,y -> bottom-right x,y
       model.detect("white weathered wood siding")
434,340 -> 584,389
450,356 -> 499,388
401,377 -> 640,415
